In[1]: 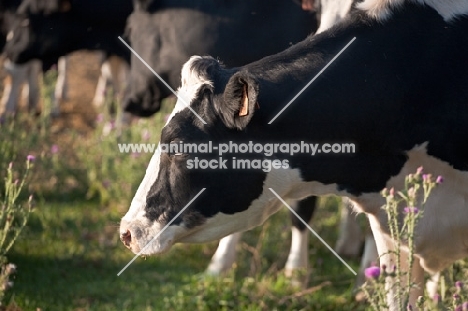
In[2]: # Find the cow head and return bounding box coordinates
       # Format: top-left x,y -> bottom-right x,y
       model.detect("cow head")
120,56 -> 301,255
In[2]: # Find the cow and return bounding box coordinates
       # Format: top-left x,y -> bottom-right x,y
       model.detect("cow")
119,0 -> 468,309
122,0 -> 316,117
122,0 -> 373,285
1,0 -> 132,118
1,0 -> 68,116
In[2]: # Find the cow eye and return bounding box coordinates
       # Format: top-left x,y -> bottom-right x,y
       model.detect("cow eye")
168,141 -> 187,157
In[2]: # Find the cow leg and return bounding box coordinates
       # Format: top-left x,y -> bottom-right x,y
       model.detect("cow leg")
51,56 -> 69,116
425,272 -> 440,299
335,197 -> 363,258
205,232 -> 242,275
26,60 -> 42,114
285,196 -> 316,279
368,214 -> 424,311
1,59 -> 29,115
92,60 -> 110,109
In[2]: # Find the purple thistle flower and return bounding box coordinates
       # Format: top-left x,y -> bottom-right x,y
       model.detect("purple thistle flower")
142,129 -> 150,141
96,113 -> 104,123
27,155 -> 36,162
422,174 -> 429,181
51,144 -> 59,154
456,306 -> 463,311
404,206 -> 419,214
416,166 -> 423,175
462,301 -> 468,311
456,281 -> 463,289
436,175 -> 444,184
454,294 -> 461,300
364,266 -> 381,279
102,180 -> 111,189
433,294 -> 441,304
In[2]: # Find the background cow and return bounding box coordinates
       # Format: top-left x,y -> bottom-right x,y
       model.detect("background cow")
120,1 -> 468,310
2,0 -> 132,118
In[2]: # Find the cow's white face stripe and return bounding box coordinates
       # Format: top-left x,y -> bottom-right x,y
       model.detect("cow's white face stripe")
358,0 -> 468,21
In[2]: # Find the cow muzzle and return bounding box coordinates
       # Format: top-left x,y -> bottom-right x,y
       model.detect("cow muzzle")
119,220 -> 175,255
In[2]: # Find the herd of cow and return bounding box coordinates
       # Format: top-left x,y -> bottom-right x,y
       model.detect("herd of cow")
1,0 -> 467,310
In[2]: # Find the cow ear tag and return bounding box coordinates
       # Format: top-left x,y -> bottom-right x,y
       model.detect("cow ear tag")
238,84 -> 249,116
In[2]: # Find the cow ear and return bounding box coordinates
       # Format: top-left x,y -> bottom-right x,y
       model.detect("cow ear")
218,73 -> 259,130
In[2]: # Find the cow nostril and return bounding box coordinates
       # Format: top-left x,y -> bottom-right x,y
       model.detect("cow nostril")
120,230 -> 132,247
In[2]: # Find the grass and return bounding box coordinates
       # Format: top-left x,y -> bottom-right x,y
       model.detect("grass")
6,193 -> 367,311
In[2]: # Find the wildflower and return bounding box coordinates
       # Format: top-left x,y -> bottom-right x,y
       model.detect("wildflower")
407,304 -> 413,311
433,294 -> 441,304
462,301 -> 468,311
364,265 -> 380,279
51,144 -> 59,154
389,187 -> 395,198
403,207 -> 419,214
102,180 -> 111,189
407,187 -> 416,199
96,113 -> 104,123
436,175 -> 444,184
422,174 -> 430,181
416,166 -> 423,175
27,155 -> 36,162
142,129 -> 150,141
456,306 -> 463,311
8,162 -> 13,170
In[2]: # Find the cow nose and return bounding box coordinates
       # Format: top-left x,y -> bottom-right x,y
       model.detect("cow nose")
120,229 -> 132,247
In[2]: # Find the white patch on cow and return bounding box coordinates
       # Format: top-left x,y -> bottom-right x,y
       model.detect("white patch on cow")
166,56 -> 215,124
316,0 -> 354,33
284,226 -> 309,276
373,143 -> 468,273
357,0 -> 468,21
121,146 -> 162,236
206,232 -> 242,275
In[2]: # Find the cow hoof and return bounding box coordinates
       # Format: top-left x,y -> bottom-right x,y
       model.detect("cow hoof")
284,268 -> 308,288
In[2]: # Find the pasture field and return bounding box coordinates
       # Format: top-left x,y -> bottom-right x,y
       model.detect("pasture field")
1,52 -> 467,310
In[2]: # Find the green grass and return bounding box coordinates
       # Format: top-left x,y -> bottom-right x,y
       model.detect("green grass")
6,193 -> 368,311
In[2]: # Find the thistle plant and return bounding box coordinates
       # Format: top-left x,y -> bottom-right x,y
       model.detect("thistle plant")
362,167 -> 444,310
0,157 -> 34,304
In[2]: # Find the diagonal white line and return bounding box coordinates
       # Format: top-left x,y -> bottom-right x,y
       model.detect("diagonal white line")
268,37 -> 356,124
268,188 -> 357,275
118,36 -> 207,125
117,188 -> 207,276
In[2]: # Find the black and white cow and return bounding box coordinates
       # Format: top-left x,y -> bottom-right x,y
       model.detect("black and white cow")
1,0 -> 68,116
120,0 -> 468,309
123,0 -> 316,117
2,0 -> 132,117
